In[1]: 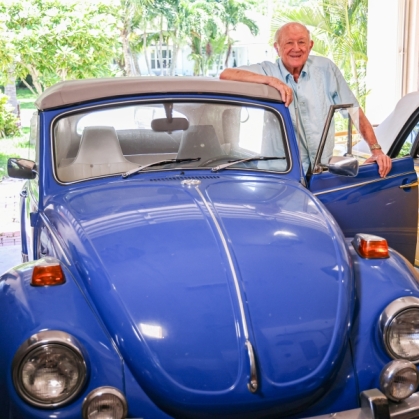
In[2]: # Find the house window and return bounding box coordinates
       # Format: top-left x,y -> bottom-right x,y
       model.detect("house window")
151,48 -> 172,69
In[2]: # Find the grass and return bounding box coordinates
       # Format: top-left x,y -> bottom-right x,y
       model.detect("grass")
17,87 -> 36,111
0,88 -> 36,178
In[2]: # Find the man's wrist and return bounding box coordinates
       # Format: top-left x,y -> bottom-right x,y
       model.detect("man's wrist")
369,143 -> 382,151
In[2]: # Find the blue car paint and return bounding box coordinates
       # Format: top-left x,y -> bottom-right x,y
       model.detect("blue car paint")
3,90 -> 419,418
0,260 -> 124,418
347,245 -> 419,392
37,174 -> 353,417
310,157 -> 418,262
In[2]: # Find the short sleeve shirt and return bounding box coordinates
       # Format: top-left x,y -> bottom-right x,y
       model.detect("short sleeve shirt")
241,55 -> 359,172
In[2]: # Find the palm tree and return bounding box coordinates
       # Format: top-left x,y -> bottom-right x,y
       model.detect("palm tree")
220,0 -> 259,68
118,0 -> 154,76
272,0 -> 368,106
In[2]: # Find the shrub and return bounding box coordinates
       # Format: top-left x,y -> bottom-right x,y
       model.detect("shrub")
0,94 -> 20,138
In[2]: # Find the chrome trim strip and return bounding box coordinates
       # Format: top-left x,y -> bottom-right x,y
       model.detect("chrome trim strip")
245,341 -> 258,393
313,103 -> 354,171
39,213 -> 71,265
313,171 -> 416,196
49,97 -> 292,185
195,185 -> 259,392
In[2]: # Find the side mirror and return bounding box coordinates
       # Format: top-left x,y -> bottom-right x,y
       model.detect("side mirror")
7,158 -> 37,179
151,117 -> 189,132
327,156 -> 359,177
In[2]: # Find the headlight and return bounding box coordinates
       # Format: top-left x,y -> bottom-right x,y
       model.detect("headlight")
12,330 -> 87,408
82,387 -> 127,419
380,360 -> 419,401
380,297 -> 419,363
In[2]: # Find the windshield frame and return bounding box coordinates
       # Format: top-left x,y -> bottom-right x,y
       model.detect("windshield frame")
50,96 -> 293,185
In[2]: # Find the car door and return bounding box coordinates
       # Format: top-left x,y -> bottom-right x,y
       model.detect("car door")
386,106 -> 419,264
308,105 -> 418,264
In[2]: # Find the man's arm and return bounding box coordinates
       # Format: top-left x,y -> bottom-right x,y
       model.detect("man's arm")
358,109 -> 392,178
220,68 -> 293,107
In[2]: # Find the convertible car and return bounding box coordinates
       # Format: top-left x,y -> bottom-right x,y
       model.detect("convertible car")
2,77 -> 419,419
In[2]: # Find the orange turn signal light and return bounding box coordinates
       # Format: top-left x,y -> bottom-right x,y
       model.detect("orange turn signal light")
31,262 -> 66,286
352,233 -> 389,259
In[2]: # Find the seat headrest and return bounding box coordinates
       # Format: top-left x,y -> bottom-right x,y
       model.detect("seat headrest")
177,125 -> 223,160
74,126 -> 128,164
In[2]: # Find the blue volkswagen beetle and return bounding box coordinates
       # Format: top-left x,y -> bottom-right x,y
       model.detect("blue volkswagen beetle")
2,77 -> 419,419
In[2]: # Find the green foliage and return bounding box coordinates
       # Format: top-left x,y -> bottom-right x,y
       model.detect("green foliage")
16,88 -> 36,110
0,94 -> 20,138
0,0 -> 121,94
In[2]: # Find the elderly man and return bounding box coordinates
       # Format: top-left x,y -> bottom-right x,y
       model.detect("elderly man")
220,22 -> 391,177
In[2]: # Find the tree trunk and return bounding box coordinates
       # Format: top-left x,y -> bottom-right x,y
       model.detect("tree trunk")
143,22 -> 152,75
4,72 -> 19,116
170,38 -> 178,76
224,42 -> 232,68
27,65 -> 43,95
122,28 -> 132,76
159,16 -> 164,75
132,53 -> 141,76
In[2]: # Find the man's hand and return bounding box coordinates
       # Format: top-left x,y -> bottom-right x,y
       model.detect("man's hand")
267,77 -> 293,107
364,151 -> 392,178
220,69 -> 293,107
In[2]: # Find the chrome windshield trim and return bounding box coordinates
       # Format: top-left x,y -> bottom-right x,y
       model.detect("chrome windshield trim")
39,213 -> 71,265
194,184 -> 259,393
312,171 -> 416,196
50,97 -> 292,186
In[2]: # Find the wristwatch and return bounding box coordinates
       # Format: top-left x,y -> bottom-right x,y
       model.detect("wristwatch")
370,143 -> 382,151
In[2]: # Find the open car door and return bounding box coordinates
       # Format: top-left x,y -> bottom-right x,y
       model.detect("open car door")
307,104 -> 418,264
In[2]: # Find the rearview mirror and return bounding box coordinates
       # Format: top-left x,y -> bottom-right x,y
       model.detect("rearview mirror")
151,117 -> 189,132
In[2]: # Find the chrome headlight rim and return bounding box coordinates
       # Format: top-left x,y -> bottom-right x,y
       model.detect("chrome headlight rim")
82,386 -> 127,419
380,359 -> 419,401
379,296 -> 419,363
12,330 -> 88,408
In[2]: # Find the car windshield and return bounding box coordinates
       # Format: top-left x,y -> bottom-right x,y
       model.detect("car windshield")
53,101 -> 290,183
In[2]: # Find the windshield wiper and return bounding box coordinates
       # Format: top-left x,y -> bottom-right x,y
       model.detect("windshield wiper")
122,158 -> 200,179
211,156 -> 286,172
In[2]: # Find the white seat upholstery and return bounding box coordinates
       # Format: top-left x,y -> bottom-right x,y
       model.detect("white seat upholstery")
57,126 -> 138,182
177,125 -> 223,162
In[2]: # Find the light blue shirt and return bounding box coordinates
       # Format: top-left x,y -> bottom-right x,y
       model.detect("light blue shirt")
241,55 -> 359,172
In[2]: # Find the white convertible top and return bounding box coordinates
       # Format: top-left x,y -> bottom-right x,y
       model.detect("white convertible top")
35,76 -> 283,110
375,91 -> 419,153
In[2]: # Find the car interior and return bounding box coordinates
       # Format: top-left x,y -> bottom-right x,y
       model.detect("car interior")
53,101 -> 289,182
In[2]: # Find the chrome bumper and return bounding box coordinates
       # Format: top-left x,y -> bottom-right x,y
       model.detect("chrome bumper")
308,389 -> 419,419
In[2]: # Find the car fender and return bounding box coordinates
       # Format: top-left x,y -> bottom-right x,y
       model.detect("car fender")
0,258 -> 123,419
348,241 -> 419,393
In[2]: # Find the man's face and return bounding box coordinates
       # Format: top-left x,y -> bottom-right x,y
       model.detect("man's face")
275,25 -> 313,73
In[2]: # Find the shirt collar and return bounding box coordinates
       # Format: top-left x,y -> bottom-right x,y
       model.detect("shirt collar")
277,58 -> 310,81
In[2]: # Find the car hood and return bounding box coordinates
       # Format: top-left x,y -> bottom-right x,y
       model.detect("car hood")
49,175 -> 353,418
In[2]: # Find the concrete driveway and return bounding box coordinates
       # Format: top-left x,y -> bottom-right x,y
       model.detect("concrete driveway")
0,178 -> 24,275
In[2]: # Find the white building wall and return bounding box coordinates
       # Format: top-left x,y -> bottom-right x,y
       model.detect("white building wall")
366,0 -> 419,124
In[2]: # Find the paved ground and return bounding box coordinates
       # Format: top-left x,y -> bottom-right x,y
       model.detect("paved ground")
0,107 -> 34,274
0,178 -> 24,275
